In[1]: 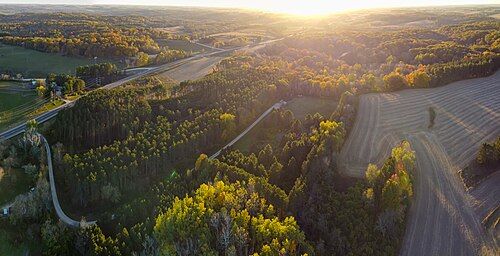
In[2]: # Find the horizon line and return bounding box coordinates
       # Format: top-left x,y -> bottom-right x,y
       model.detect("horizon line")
1,2 -> 499,17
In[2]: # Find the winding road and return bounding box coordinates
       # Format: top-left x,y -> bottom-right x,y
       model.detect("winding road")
41,134 -> 95,227
339,71 -> 500,255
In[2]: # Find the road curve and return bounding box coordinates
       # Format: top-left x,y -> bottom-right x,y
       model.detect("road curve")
339,71 -> 500,255
210,101 -> 286,159
41,134 -> 96,227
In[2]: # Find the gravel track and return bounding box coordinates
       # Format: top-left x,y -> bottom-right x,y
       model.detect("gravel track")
339,71 -> 500,255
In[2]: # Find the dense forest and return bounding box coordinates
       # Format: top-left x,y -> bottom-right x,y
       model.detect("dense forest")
0,13 -> 193,68
0,11 -> 277,63
0,7 -> 499,256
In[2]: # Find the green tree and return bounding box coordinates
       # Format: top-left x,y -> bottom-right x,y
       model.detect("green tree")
258,144 -> 274,169
154,181 -> 310,256
41,219 -> 74,256
78,225 -> 122,256
74,78 -> 85,93
383,72 -> 408,91
101,184 -> 121,203
407,70 -> 431,88
220,113 -> 236,141
136,52 -> 150,67
477,138 -> 500,166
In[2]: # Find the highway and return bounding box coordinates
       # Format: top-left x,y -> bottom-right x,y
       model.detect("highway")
0,37 -> 283,143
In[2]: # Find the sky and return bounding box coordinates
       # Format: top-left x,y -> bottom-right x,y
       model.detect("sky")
1,0 -> 498,15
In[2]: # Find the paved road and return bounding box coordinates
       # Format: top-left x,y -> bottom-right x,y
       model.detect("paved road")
210,100 -> 286,159
0,103 -> 69,143
0,38 -> 284,143
41,134 -> 96,227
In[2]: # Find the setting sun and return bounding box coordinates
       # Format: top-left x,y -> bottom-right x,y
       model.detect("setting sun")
257,1 -> 347,16
251,0 -> 390,16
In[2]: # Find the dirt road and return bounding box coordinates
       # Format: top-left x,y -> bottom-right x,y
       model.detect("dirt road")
402,132 -> 490,255
339,71 -> 500,255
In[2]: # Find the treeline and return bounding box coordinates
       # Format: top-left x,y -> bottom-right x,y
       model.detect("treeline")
61,108 -> 224,206
152,49 -> 190,65
1,32 -> 158,58
238,20 -> 499,100
76,63 -> 118,78
476,136 -> 500,166
426,54 -> 500,87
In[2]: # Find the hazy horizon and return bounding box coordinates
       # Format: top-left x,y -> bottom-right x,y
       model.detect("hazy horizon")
1,0 -> 498,15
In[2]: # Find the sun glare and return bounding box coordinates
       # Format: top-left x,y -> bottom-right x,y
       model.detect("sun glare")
251,0 -> 387,16
99,0 -> 389,16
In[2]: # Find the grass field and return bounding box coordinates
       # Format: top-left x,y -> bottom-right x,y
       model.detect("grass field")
157,39 -> 211,53
0,81 -> 47,130
0,168 -> 32,206
284,96 -> 338,120
0,43 -> 113,77
233,120 -> 283,154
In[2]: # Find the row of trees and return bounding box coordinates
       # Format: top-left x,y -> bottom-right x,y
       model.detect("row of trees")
152,49 -> 191,65
1,32 -> 158,58
76,63 -> 118,78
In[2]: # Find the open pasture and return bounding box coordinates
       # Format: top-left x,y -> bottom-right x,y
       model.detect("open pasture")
0,43 -> 113,77
284,96 -> 337,120
0,81 -> 43,130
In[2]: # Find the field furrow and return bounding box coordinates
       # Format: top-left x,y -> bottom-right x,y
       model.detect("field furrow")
339,71 -> 500,255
